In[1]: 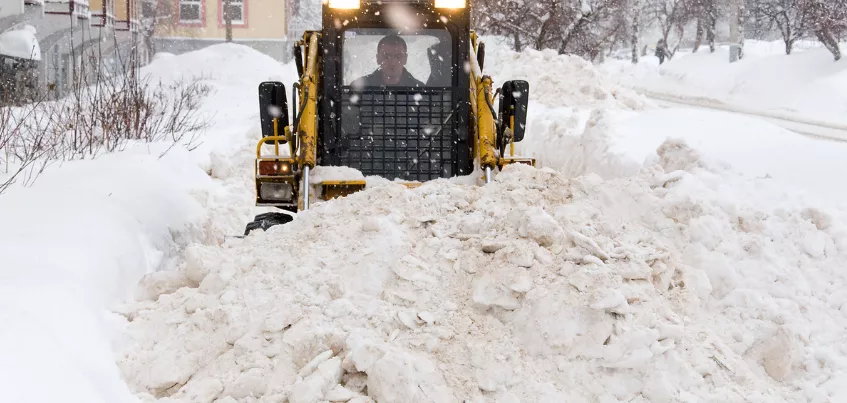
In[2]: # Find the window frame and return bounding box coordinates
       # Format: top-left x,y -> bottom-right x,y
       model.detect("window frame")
218,0 -> 247,28
177,0 -> 204,26
340,27 -> 454,88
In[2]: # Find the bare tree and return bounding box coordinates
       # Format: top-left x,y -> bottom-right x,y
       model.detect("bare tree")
706,0 -> 718,51
689,0 -> 718,52
224,0 -> 234,42
557,0 -> 628,60
648,0 -> 695,59
807,0 -> 846,60
472,0 -> 550,52
631,0 -> 642,63
473,0 -> 627,60
142,0 -> 202,54
752,0 -> 813,54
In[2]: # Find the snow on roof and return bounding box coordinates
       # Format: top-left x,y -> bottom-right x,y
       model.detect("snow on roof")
0,25 -> 41,61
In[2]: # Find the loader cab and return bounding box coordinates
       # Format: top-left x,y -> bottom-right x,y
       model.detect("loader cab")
318,0 -> 473,181
248,0 -> 531,232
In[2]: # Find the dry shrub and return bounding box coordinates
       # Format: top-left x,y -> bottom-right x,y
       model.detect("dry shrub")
0,66 -> 212,195
45,73 -> 212,159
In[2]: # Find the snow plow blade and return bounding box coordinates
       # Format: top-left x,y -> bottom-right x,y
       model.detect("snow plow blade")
320,180 -> 367,200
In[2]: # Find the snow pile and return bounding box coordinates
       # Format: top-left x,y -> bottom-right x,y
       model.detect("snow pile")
481,39 -> 655,173
484,40 -> 650,110
533,107 -> 847,203
0,24 -> 41,60
0,44 -> 289,403
483,39 -> 847,202
601,40 -> 847,125
309,166 -> 367,183
117,141 -> 847,402
139,43 -> 296,159
0,148 -> 216,403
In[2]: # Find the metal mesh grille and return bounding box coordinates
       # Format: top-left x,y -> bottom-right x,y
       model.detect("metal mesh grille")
338,87 -> 457,181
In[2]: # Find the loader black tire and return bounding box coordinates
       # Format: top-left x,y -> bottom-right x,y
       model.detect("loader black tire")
243,212 -> 294,236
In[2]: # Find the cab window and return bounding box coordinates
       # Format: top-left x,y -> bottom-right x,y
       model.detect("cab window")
343,28 -> 452,88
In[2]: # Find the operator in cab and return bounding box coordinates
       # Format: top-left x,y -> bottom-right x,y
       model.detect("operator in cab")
351,34 -> 425,88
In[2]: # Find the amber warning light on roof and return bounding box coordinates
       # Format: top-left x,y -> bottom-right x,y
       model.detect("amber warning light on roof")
327,0 -> 360,9
326,0 -> 466,9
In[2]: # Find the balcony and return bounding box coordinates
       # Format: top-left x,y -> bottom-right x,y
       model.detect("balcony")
43,0 -> 90,23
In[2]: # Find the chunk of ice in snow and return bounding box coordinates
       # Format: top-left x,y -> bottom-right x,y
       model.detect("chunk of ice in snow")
570,231 -> 610,261
590,289 -> 629,313
298,350 -> 334,378
519,207 -> 563,247
288,357 -> 343,403
367,351 -> 457,402
325,385 -> 358,401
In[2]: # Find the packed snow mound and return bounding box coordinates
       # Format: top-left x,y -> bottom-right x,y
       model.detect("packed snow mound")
0,147 -> 221,403
484,40 -> 651,111
139,43 -> 295,160
0,25 -> 40,60
530,107 -> 847,203
601,40 -> 847,125
480,39 -> 654,172
117,146 -> 847,402
0,41 -> 289,403
141,43 -> 292,88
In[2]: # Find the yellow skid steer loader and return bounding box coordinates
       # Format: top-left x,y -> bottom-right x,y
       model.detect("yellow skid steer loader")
244,0 -> 533,235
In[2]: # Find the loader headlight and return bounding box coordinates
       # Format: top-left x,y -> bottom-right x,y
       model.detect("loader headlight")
260,183 -> 294,202
328,0 -> 359,9
434,0 -> 465,8
259,160 -> 292,175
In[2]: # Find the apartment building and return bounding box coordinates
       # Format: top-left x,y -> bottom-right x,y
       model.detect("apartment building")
0,0 -> 148,99
151,0 -> 318,62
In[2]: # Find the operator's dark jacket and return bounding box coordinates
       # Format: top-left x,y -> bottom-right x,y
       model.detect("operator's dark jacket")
350,68 -> 425,88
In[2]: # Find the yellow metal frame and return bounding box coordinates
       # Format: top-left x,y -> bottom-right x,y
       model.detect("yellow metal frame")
253,31 -> 321,209
469,31 -> 498,171
253,30 -> 533,212
296,31 -> 321,170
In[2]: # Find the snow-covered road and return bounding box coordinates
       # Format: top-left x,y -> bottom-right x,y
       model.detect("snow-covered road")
637,88 -> 847,143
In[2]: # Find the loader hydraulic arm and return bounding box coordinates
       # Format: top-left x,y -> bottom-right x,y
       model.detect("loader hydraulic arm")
293,31 -> 321,210
469,32 -> 499,184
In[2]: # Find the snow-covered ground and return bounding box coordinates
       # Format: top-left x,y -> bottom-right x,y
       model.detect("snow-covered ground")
4,38 -> 847,403
0,44 -> 294,403
600,40 -> 847,126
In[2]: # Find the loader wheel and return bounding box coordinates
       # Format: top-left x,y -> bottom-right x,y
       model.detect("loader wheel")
244,212 -> 294,236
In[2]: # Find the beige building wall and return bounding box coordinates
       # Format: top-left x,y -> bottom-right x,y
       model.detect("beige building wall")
115,0 -> 128,21
158,0 -> 287,40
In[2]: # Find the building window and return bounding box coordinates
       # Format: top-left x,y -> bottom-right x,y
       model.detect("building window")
221,0 -> 244,24
179,0 -> 202,23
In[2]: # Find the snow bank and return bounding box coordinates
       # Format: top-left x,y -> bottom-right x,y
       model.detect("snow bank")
601,40 -> 847,125
117,147 -> 847,402
0,44 -> 289,403
0,24 -> 41,60
484,40 -> 847,203
484,40 -> 650,110
528,106 -> 847,204
0,149 -> 213,403
139,43 -> 297,160
105,37 -> 847,403
482,39 -> 654,175
609,108 -> 847,200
